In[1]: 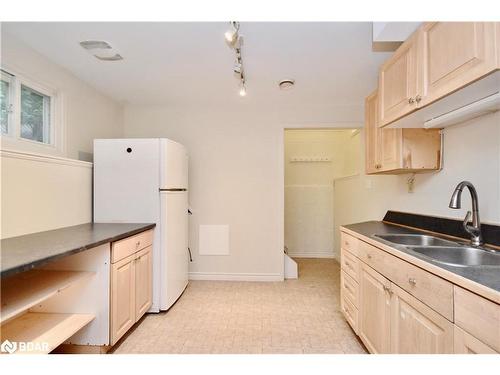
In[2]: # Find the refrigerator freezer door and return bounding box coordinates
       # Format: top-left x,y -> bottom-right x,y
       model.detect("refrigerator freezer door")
160,139 -> 188,189
160,191 -> 189,310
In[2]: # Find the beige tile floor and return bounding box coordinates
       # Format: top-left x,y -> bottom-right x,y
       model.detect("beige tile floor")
112,258 -> 367,354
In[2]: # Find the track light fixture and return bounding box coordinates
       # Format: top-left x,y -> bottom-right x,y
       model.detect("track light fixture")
225,21 -> 247,97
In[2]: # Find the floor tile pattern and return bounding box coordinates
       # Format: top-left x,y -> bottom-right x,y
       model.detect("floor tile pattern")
112,258 -> 367,354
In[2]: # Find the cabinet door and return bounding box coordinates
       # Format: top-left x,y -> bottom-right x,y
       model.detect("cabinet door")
359,263 -> 391,354
420,22 -> 497,107
379,32 -> 419,127
111,254 -> 136,345
454,326 -> 497,354
390,283 -> 453,354
365,91 -> 380,174
135,246 -> 153,321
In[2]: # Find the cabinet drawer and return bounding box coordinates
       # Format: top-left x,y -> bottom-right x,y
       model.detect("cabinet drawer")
341,248 -> 360,282
341,270 -> 359,307
454,325 -> 498,354
359,241 -> 453,320
341,292 -> 359,334
454,286 -> 500,352
341,232 -> 359,256
112,230 -> 153,264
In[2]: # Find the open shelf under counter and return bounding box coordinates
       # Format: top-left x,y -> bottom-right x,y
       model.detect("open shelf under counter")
0,312 -> 95,354
1,269 -> 95,324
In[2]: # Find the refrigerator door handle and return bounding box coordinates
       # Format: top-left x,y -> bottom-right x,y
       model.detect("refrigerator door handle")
159,188 -> 187,192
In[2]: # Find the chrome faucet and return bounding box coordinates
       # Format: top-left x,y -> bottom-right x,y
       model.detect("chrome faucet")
449,181 -> 483,247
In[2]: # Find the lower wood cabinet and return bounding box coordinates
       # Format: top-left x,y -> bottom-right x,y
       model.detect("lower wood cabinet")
110,243 -> 152,345
454,326 -> 497,354
358,262 -> 453,354
359,263 -> 391,354
111,254 -> 136,345
135,247 -> 153,319
390,283 -> 453,353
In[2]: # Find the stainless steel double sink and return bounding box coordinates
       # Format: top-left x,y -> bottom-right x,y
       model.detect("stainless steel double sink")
373,234 -> 500,268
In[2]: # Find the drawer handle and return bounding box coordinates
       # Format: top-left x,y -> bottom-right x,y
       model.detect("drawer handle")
344,283 -> 354,294
367,254 -> 372,259
408,278 -> 417,286
136,241 -> 141,248
343,307 -> 352,319
344,241 -> 349,246
383,285 -> 393,295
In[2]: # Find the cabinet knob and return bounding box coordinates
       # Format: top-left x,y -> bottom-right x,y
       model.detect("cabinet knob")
375,164 -> 381,169
408,277 -> 417,285
367,254 -> 372,259
408,97 -> 415,104
415,95 -> 422,103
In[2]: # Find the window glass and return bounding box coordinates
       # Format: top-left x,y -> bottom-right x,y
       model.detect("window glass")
0,73 -> 12,134
20,84 -> 51,143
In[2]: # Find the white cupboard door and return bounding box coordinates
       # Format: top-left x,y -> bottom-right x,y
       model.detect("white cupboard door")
390,283 -> 453,354
135,246 -> 153,321
359,263 -> 391,354
160,191 -> 189,310
111,254 -> 136,345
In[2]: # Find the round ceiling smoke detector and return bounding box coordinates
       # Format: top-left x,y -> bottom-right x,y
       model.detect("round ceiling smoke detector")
278,79 -> 295,90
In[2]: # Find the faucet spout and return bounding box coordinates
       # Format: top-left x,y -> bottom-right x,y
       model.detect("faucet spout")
449,181 -> 483,246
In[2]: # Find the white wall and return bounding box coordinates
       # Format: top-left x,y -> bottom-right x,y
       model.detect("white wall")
284,129 -> 357,258
334,112 -> 500,257
124,107 -> 286,280
1,32 -> 124,238
0,31 -> 124,161
1,151 -> 93,238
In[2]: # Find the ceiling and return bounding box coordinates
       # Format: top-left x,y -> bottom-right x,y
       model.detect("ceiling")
2,22 -> 391,123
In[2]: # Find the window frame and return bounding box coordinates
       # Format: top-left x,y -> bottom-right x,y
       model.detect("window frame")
0,66 -> 65,156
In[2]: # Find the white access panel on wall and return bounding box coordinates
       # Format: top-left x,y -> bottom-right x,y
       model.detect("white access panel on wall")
199,225 -> 229,255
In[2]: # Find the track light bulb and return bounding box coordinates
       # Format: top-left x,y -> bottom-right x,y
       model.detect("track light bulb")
239,84 -> 247,97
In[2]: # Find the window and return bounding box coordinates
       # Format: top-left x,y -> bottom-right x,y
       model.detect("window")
1,71 -> 14,135
20,84 -> 51,143
0,68 -> 62,154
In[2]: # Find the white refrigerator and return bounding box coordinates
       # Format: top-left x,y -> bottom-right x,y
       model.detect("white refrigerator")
93,138 -> 189,312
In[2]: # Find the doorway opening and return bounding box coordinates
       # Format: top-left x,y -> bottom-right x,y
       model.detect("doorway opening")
284,128 -> 361,277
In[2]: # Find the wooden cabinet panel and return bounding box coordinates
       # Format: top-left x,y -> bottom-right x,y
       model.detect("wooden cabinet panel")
341,248 -> 360,282
420,22 -> 497,107
454,326 -> 497,354
341,291 -> 359,334
340,232 -> 359,256
359,263 -> 391,354
454,286 -> 500,352
359,240 -> 453,320
365,91 -> 380,174
341,270 -> 359,307
110,254 -> 136,345
390,283 -> 453,354
112,229 -> 153,263
379,32 -> 419,126
135,246 -> 153,321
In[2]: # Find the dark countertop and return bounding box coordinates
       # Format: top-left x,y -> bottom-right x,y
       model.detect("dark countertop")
343,221 -> 500,293
0,223 -> 156,278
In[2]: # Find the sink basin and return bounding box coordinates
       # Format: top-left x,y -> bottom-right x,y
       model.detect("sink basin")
409,246 -> 500,267
374,234 -> 457,247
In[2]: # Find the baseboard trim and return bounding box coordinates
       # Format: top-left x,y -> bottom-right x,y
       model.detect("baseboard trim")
188,272 -> 283,282
287,252 -> 336,259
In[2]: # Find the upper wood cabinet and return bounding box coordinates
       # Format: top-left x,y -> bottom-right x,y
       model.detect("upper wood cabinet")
378,22 -> 499,127
365,91 -> 441,174
419,22 -> 497,107
365,91 -> 381,174
378,31 -> 420,126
